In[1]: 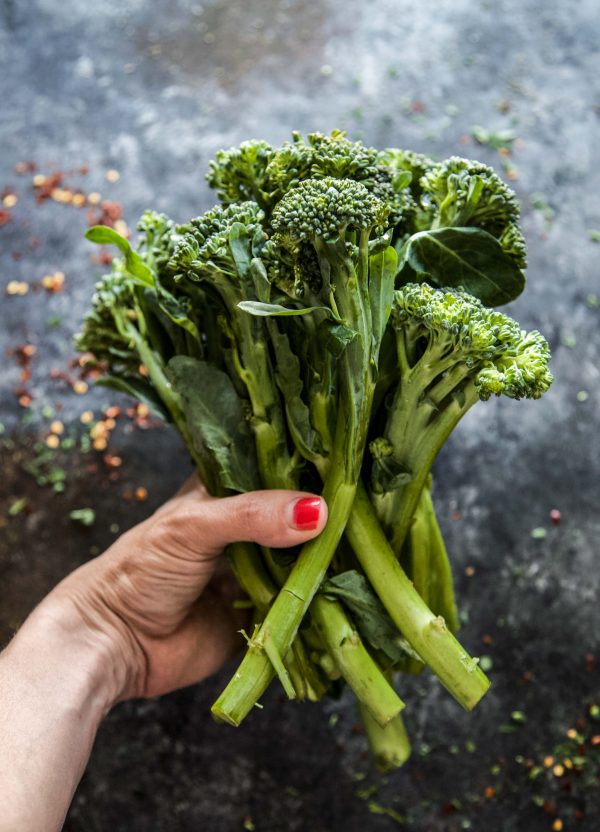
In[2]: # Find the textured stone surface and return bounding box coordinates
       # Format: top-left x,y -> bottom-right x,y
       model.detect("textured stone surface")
1,0 -> 599,829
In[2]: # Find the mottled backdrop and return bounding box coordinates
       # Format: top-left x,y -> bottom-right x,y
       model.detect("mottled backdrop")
1,1 -> 599,830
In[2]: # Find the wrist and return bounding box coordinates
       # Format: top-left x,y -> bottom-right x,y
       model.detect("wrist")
5,591 -> 143,720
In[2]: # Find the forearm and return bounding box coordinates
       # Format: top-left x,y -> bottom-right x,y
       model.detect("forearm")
0,598 -> 125,832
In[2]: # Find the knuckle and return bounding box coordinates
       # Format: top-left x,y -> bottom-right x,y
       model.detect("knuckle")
236,494 -> 268,540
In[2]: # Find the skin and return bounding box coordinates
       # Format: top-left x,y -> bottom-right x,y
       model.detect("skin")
0,476 -> 327,832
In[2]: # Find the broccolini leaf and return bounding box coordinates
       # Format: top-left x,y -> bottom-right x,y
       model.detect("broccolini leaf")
318,320 -> 359,357
322,570 -> 418,664
96,375 -> 171,420
155,288 -> 200,341
369,247 -> 398,354
85,226 -> 155,286
167,356 -> 258,493
267,322 -> 323,461
400,226 -> 525,306
238,301 -> 330,317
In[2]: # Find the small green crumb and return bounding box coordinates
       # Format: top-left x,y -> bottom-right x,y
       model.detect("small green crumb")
9,497 -> 28,516
587,229 -> 600,242
367,801 -> 406,824
70,508 -> 96,527
480,655 -> 493,672
561,335 -> 576,348
465,739 -> 477,753
511,710 -> 527,724
531,527 -> 547,539
576,390 -> 589,402
586,293 -> 599,309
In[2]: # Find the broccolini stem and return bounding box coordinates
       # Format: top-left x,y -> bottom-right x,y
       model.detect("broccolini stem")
311,595 -> 406,727
211,414 -> 363,725
420,485 -> 459,634
347,484 -> 490,710
378,378 -> 479,555
359,702 -> 412,772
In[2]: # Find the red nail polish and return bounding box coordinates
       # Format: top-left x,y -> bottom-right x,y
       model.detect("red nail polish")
292,497 -> 321,530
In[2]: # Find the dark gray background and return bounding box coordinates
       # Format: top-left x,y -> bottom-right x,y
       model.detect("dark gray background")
1,1 -> 599,829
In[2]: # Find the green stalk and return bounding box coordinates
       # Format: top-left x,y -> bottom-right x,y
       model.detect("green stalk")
359,703 -> 412,772
311,595 -> 405,727
421,485 -> 459,633
377,379 -> 479,555
211,446 -> 359,725
347,484 -> 490,711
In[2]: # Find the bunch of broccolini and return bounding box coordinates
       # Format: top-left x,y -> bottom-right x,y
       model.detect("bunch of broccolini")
77,131 -> 552,770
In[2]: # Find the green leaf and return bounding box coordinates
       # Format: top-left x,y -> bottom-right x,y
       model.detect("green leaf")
250,257 -> 271,302
95,375 -> 171,421
228,222 -> 253,279
317,319 -> 359,357
369,246 -> 398,353
238,301 -> 330,317
402,227 -> 525,306
167,356 -> 259,493
267,322 -> 323,461
322,571 -> 416,664
85,226 -> 154,286
156,288 -> 200,341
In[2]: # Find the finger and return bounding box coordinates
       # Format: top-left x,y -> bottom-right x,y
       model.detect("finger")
173,490 -> 328,555
141,589 -> 250,696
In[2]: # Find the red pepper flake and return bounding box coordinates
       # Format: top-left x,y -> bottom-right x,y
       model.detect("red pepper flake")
585,653 -> 596,673
18,394 -> 32,407
350,723 -> 364,735
87,199 -> 125,229
484,786 -> 495,799
482,634 -> 493,645
591,735 -> 600,747
135,487 -> 148,501
91,250 -> 114,266
0,209 -> 11,226
451,510 -> 462,521
104,405 -> 121,419
123,488 -> 134,500
15,160 -> 37,174
41,271 -> 65,293
411,99 -> 426,113
550,508 -> 561,525
521,670 -> 535,684
33,171 -> 64,203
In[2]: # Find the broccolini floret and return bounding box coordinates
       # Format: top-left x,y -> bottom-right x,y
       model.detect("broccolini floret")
372,282 -> 553,551
419,156 -> 527,267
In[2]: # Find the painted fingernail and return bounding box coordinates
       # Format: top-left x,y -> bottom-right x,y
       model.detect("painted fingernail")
292,496 -> 322,530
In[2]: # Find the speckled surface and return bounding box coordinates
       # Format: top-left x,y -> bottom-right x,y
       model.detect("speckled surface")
1,1 -> 599,829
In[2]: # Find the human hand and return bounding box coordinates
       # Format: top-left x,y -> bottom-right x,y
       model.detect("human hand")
28,477 -> 328,710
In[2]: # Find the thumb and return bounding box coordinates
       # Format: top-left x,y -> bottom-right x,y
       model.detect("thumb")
181,489 -> 328,553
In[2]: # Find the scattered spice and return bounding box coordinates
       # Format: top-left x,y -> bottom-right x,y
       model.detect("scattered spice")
41,271 -> 65,293
5,280 -> 29,296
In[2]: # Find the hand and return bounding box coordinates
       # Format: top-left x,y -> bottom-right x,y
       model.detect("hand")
32,477 -> 328,709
